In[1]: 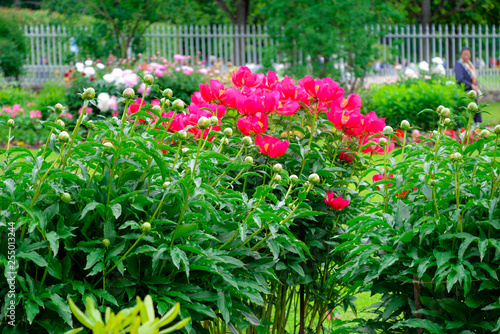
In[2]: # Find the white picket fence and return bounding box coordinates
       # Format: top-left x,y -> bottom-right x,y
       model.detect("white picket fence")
17,24 -> 500,91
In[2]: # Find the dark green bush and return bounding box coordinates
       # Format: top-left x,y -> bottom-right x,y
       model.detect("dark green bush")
0,12 -> 27,78
361,77 -> 463,131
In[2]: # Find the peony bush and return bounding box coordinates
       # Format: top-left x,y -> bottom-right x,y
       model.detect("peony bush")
1,65 -> 498,334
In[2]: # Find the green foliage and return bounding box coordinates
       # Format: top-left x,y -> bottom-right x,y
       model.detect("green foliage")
361,76 -> 463,131
0,11 -> 27,78
339,98 -> 500,333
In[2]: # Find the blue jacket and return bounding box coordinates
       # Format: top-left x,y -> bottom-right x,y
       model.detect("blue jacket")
454,62 -> 473,90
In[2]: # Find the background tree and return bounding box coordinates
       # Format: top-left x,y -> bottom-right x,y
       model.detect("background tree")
0,10 -> 27,79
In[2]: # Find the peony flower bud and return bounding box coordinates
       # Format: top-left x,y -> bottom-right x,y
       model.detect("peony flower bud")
429,179 -> 438,186
274,174 -> 282,183
308,173 -> 320,184
444,118 -> 451,126
400,120 -> 410,130
220,137 -> 229,146
178,131 -> 187,139
441,108 -> 450,117
182,147 -> 189,153
160,97 -> 170,107
210,116 -> 218,125
143,74 -> 154,85
82,87 -> 96,100
450,152 -> 462,162
111,116 -> 119,124
54,103 -> 65,113
480,129 -> 489,139
378,137 -> 388,146
244,156 -> 253,164
56,119 -> 65,128
172,99 -> 185,111
61,192 -> 71,203
289,174 -> 299,184
151,105 -> 161,114
436,105 -> 444,114
141,222 -> 151,232
58,131 -> 70,142
7,119 -> 15,127
467,102 -> 478,112
86,120 -> 94,129
273,163 -> 283,173
467,90 -> 477,100
102,239 -> 110,247
123,88 -> 135,99
495,124 -> 500,135
432,130 -> 438,137
383,126 -> 393,133
223,128 -> 233,137
242,136 -> 253,146
163,88 -> 173,98
162,181 -> 170,189
103,142 -> 113,148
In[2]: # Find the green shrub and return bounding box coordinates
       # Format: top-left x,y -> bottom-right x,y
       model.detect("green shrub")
0,11 -> 26,78
361,76 -> 462,131
35,80 -> 67,116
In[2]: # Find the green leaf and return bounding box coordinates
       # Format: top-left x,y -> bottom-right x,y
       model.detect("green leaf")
111,203 -> 122,219
17,251 -> 48,267
80,201 -> 101,220
382,295 -> 406,321
391,318 -> 444,334
85,249 -> 105,270
185,303 -> 216,318
50,294 -> 73,326
46,231 -> 60,257
434,250 -> 453,269
217,291 -> 230,324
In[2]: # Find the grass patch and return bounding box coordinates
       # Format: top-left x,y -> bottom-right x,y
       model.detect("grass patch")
482,101 -> 500,126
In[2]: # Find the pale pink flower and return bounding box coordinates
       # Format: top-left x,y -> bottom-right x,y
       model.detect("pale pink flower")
138,83 -> 151,96
174,54 -> 185,61
78,107 -> 93,115
29,110 -> 42,119
112,111 -> 119,117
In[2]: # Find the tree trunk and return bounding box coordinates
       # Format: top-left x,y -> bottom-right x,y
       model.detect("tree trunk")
413,274 -> 424,334
299,284 -> 305,334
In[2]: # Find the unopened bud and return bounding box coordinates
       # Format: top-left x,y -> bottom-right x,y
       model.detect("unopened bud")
308,173 -> 320,184
436,105 -> 444,114
224,128 -> 233,137
273,174 -> 282,183
383,126 -> 393,133
468,102 -> 478,112
162,181 -> 170,189
58,131 -> 70,142
82,87 -> 95,100
378,137 -> 388,146
182,148 -> 189,153
123,88 -> 135,99
495,124 -> 500,135
444,118 -> 451,126
172,99 -> 185,111
273,163 -> 283,173
480,129 -> 489,139
242,136 -> 252,146
400,120 -> 410,130
432,130 -> 438,137
244,156 -> 253,164
210,116 -> 218,125
198,116 -> 208,129
141,222 -> 151,232
160,97 -> 170,107
143,74 -> 154,85
220,137 -> 229,146
450,152 -> 462,162
7,119 -> 15,127
151,105 -> 161,114
163,88 -> 173,98
56,119 -> 65,128
54,103 -> 64,113
111,116 -> 119,124
61,192 -> 71,203
102,239 -> 110,247
289,174 -> 299,184
86,120 -> 94,129
429,179 -> 438,186
178,131 -> 187,139
467,90 -> 477,100
103,142 -> 113,148
441,108 -> 450,117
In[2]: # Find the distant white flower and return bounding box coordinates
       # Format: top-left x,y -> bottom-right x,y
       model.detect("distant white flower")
432,64 -> 445,76
83,66 -> 96,76
103,74 -> 114,83
405,68 -> 418,78
97,93 -> 111,112
96,63 -> 105,70
111,68 -> 124,79
75,62 -> 84,72
85,59 -> 93,66
432,57 -> 444,65
418,61 -> 429,72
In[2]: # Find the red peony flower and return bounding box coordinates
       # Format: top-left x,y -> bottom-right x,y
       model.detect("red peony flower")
237,112 -> 268,136
394,129 -> 404,139
128,98 -> 160,123
396,188 -> 418,198
199,79 -> 226,103
339,149 -> 356,163
359,134 -> 394,155
372,173 -> 394,190
232,66 -> 265,88
236,95 -> 265,116
298,75 -> 344,103
255,135 -> 289,158
324,191 -> 350,210
360,111 -> 386,135
327,108 -> 364,136
339,94 -> 362,111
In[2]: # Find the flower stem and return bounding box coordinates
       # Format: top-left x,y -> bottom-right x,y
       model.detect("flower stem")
41,114 -> 60,158
61,102 -> 87,169
31,143 -> 66,208
129,84 -> 149,137
6,126 -> 12,164
118,99 -> 132,142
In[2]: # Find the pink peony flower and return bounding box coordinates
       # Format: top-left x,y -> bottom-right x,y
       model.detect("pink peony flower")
29,110 -> 42,119
324,191 -> 350,210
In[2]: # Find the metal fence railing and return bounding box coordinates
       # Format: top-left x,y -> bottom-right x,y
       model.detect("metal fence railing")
16,24 -> 500,90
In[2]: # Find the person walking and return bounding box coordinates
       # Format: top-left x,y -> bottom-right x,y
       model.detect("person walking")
455,47 -> 482,123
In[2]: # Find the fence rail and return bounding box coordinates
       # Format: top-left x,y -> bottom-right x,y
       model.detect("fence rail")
16,23 -> 500,91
